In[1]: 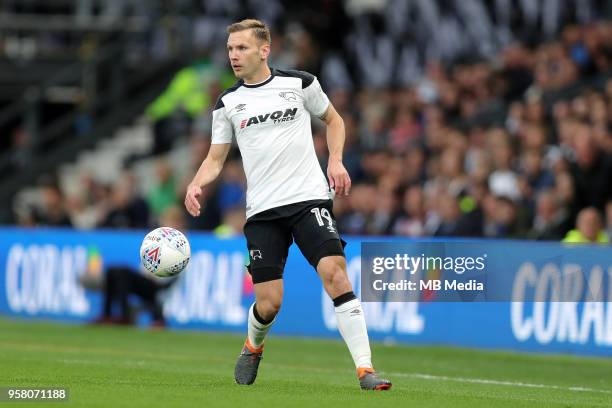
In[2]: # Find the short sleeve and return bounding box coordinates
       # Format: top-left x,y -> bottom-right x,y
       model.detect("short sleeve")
211,105 -> 233,144
303,77 -> 330,118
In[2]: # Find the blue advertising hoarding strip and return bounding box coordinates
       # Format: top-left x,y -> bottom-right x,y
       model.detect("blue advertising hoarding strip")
0,228 -> 610,357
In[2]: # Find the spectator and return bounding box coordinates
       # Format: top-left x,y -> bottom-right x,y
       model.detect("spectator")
369,186 -> 397,235
216,160 -> 246,216
393,185 -> 425,237
147,160 -> 177,219
100,173 -> 149,229
213,207 -> 246,238
338,184 -> 375,235
569,124 -> 612,213
484,196 -> 525,239
145,60 -> 235,154
606,201 -> 612,241
33,181 -> 73,227
433,193 -> 463,237
528,190 -> 569,240
519,149 -> 555,196
489,165 -> 520,202
562,207 -> 609,243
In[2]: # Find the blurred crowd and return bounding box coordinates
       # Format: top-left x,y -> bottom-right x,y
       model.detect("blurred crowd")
12,3 -> 612,243
326,21 -> 612,242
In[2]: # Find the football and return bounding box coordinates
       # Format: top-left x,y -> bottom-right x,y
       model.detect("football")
140,227 -> 191,277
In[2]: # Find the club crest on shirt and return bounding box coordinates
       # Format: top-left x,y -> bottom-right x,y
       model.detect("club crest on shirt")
279,91 -> 297,101
250,250 -> 263,260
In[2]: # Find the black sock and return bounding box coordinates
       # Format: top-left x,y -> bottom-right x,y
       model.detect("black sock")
333,291 -> 357,307
253,303 -> 274,325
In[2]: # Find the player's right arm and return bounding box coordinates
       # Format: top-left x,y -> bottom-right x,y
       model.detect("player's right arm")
185,91 -> 235,217
185,143 -> 231,217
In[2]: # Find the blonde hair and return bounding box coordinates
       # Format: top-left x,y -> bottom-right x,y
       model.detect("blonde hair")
226,19 -> 271,44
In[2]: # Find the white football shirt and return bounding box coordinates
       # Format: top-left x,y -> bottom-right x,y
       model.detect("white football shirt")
211,68 -> 332,219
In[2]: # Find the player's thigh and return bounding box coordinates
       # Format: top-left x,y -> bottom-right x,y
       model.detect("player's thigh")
292,201 -> 346,269
244,219 -> 292,284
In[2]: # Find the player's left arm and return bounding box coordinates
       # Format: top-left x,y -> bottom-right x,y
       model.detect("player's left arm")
321,103 -> 351,196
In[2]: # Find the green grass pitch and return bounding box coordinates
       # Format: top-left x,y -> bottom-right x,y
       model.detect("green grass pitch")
0,318 -> 611,407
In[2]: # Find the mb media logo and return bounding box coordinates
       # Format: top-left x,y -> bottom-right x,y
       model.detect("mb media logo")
240,108 -> 297,129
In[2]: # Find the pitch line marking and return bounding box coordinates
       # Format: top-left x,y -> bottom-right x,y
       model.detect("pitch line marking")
261,360 -> 612,395
391,372 -> 612,395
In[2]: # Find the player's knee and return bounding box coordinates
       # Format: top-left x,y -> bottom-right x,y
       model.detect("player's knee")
257,297 -> 282,320
329,267 -> 351,293
319,257 -> 351,292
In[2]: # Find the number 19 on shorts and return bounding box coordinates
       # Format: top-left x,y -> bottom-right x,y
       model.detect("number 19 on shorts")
311,208 -> 336,233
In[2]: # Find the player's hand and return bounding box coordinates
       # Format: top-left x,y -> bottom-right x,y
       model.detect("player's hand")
327,158 -> 351,196
185,183 -> 203,217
